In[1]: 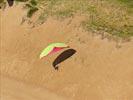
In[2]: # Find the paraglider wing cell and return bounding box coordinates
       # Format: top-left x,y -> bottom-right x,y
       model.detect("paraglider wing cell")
39,43 -> 68,58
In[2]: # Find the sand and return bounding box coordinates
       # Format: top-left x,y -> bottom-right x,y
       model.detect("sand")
1,76 -> 71,100
1,5 -> 133,100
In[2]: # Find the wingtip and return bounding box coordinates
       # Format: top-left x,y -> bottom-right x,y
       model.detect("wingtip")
39,55 -> 42,59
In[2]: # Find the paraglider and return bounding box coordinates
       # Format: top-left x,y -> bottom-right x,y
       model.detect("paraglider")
39,42 -> 69,59
53,49 -> 76,70
40,42 -> 76,70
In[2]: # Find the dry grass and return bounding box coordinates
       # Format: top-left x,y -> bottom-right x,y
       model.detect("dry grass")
82,0 -> 133,38
33,0 -> 133,38
1,0 -> 133,38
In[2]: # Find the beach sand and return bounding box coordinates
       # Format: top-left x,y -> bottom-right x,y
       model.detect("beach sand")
1,5 -> 133,100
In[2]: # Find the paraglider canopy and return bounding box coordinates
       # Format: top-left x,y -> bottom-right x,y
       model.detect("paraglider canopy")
40,42 -> 68,59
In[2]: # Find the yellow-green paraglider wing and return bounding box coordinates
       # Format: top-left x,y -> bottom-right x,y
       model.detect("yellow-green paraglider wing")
39,43 -> 68,59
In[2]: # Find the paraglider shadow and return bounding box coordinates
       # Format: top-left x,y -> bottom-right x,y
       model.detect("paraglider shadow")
7,0 -> 14,7
52,49 -> 76,70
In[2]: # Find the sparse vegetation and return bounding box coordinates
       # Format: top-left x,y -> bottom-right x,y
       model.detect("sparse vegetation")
1,0 -> 133,38
116,0 -> 133,7
25,0 -> 38,17
0,0 -> 6,9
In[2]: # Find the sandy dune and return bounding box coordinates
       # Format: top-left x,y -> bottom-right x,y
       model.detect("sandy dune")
1,76 -> 70,100
1,5 -> 133,100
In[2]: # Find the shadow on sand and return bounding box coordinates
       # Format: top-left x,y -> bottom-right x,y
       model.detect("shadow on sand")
52,49 -> 76,70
